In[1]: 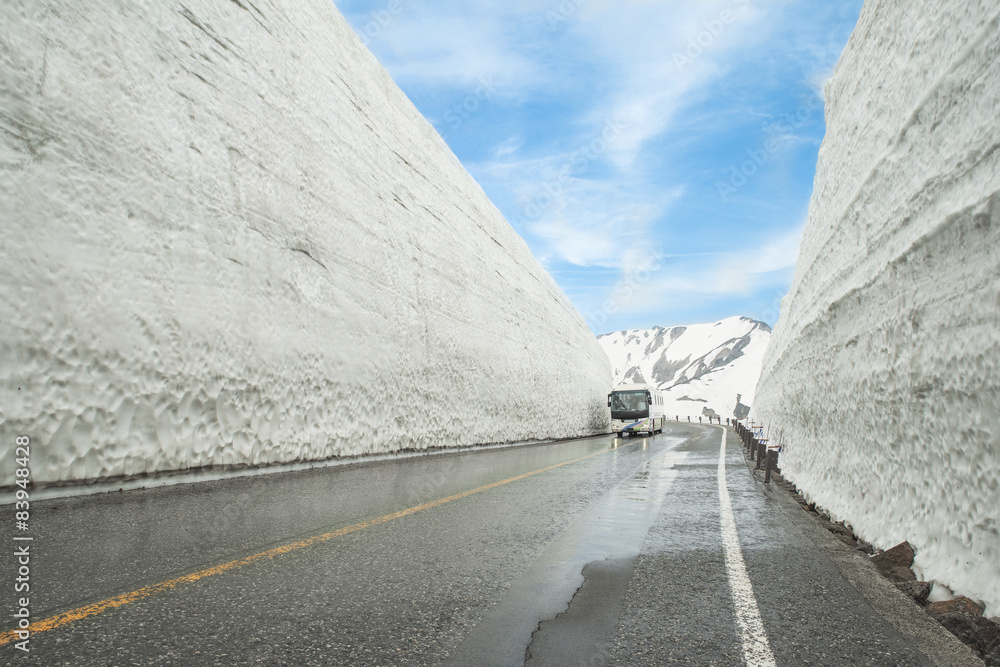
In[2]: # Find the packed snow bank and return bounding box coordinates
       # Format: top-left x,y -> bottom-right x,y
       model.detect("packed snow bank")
599,317 -> 769,421
752,0 -> 1000,616
0,0 -> 611,488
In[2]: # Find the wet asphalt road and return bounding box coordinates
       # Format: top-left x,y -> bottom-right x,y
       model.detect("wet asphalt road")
0,425 -> 974,665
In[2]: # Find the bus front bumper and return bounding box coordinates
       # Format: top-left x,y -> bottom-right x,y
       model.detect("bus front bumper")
612,418 -> 651,434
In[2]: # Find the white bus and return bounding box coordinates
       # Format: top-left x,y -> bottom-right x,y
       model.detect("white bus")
608,383 -> 666,437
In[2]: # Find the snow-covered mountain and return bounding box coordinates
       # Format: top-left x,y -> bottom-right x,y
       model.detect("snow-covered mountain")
0,0 -> 610,488
752,0 -> 1000,616
598,317 -> 771,421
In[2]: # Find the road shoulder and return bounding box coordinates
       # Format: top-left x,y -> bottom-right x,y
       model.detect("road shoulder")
741,433 -> 985,667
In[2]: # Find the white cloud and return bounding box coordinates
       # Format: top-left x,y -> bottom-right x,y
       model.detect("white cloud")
616,224 -> 803,314
564,0 -> 767,168
446,0 -> 785,271
525,182 -> 676,268
339,0 -> 862,328
370,17 -> 542,92
491,136 -> 525,160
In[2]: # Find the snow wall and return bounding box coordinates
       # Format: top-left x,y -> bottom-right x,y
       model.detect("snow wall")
0,0 -> 612,488
751,0 -> 1000,615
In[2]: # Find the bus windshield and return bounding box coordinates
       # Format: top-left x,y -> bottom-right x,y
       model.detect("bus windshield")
611,390 -> 648,413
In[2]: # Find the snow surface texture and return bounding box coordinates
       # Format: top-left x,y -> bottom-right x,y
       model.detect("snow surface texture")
751,0 -> 1000,616
0,0 -> 611,487
599,317 -> 770,421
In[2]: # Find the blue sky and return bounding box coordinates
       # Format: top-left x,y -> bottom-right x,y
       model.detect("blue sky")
334,0 -> 865,334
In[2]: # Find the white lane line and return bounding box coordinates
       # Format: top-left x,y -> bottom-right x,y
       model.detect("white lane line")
717,427 -> 777,667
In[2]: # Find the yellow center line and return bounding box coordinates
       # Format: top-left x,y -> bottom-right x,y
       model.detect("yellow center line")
0,439 -> 637,645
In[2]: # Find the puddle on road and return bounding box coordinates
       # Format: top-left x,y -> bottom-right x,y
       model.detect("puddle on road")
567,442 -> 688,561
445,437 -> 689,667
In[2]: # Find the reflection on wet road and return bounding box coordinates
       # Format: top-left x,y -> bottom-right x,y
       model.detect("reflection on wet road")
0,425 -> 951,665
454,439 -> 688,666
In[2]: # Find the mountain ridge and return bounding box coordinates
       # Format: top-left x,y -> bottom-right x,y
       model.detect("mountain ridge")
598,316 -> 771,420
